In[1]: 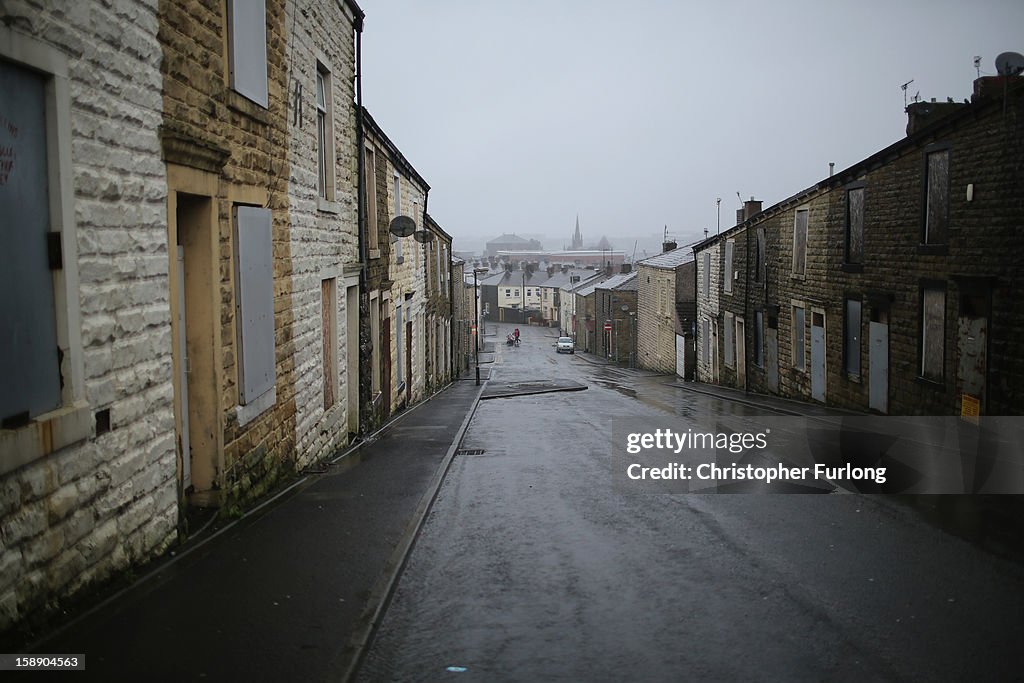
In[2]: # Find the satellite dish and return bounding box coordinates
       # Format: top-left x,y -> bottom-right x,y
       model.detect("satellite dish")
413,229 -> 434,244
995,52 -> 1024,76
389,215 -> 416,237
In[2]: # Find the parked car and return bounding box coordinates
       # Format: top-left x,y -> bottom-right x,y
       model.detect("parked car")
556,337 -> 575,354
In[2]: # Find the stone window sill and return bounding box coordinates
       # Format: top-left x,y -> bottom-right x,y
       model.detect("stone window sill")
236,386 -> 277,428
915,376 -> 945,390
318,197 -> 341,214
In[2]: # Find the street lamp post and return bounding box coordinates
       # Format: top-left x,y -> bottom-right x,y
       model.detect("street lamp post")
473,267 -> 487,385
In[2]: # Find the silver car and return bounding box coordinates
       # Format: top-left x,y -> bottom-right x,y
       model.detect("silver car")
556,336 -> 575,354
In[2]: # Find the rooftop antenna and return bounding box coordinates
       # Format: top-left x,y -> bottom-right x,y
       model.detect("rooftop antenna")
901,79 -> 914,110
974,56 -> 982,79
716,197 -> 721,235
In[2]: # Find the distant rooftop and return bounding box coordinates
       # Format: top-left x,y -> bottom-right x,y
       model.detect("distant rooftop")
638,247 -> 694,269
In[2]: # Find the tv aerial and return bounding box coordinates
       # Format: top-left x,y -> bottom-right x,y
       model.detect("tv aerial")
995,51 -> 1024,76
901,79 -> 914,109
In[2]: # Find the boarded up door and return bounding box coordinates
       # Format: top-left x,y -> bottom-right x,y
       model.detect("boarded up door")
381,321 -> 391,418
957,314 -> 987,415
811,311 -> 826,402
735,319 -> 745,388
675,334 -> 686,378
766,311 -> 779,393
869,316 -> 889,414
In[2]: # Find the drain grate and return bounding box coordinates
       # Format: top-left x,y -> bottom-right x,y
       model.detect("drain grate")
457,448 -> 486,456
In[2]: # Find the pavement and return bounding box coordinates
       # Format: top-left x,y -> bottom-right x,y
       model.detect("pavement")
21,375 -> 487,682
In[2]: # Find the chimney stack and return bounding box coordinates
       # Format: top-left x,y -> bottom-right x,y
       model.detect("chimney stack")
662,240 -> 677,253
742,197 -> 762,221
620,263 -> 632,274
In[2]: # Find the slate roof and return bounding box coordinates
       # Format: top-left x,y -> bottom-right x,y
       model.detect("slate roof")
638,246 -> 694,269
539,269 -> 600,289
595,271 -> 638,291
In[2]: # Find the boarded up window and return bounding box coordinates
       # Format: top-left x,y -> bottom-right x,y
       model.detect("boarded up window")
755,228 -> 765,282
234,206 -> 275,403
925,150 -> 949,244
392,175 -> 403,260
702,252 -> 710,295
702,318 -> 710,363
921,287 -> 945,381
846,187 -> 864,263
792,209 -> 808,275
792,306 -> 805,369
845,299 -> 861,376
724,240 -> 734,293
396,304 -> 404,385
755,311 -> 764,366
0,60 -> 60,423
227,0 -> 268,107
364,147 -> 378,249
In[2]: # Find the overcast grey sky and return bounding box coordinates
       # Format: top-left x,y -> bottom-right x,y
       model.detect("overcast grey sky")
358,0 -> 1024,254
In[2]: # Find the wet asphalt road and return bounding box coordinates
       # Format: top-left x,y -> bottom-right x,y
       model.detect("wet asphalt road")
358,323 -> 1024,682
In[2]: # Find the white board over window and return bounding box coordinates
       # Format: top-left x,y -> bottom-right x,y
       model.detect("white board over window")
234,205 -> 275,403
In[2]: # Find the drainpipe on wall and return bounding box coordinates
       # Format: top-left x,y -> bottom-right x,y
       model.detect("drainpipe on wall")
744,220 -> 751,395
352,10 -> 368,433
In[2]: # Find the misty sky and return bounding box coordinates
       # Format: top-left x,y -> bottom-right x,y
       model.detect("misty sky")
357,0 -> 1024,254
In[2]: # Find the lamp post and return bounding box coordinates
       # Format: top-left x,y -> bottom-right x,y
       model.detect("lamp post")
473,267 -> 487,385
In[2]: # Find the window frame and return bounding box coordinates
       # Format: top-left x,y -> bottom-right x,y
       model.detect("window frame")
724,311 -> 735,368
0,31 -> 91,474
226,0 -> 269,108
315,62 -> 336,204
392,172 -> 403,263
844,182 -> 865,267
233,205 -> 277,423
922,145 -> 951,247
792,208 -> 808,277
364,144 -> 378,256
724,240 -> 734,294
754,310 -> 764,367
702,252 -> 710,296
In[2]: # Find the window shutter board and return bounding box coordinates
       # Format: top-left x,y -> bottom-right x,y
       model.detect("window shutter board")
47,232 -> 63,270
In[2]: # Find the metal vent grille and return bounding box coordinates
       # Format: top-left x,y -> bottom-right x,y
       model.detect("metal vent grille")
457,448 -> 485,456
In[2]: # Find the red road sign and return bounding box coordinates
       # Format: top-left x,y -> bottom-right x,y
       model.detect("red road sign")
604,322 -> 612,331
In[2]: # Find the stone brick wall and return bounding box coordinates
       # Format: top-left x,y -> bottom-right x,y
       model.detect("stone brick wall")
595,286 -> 638,364
160,0 -> 297,504
0,1 -> 176,632
386,165 -> 427,411
695,242 -> 721,382
637,265 -> 678,373
286,0 -> 359,468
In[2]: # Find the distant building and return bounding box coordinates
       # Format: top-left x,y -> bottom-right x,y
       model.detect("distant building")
637,247 -> 696,377
595,269 -> 639,365
486,233 -> 541,257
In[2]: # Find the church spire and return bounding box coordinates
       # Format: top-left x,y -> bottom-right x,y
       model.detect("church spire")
572,215 -> 583,250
